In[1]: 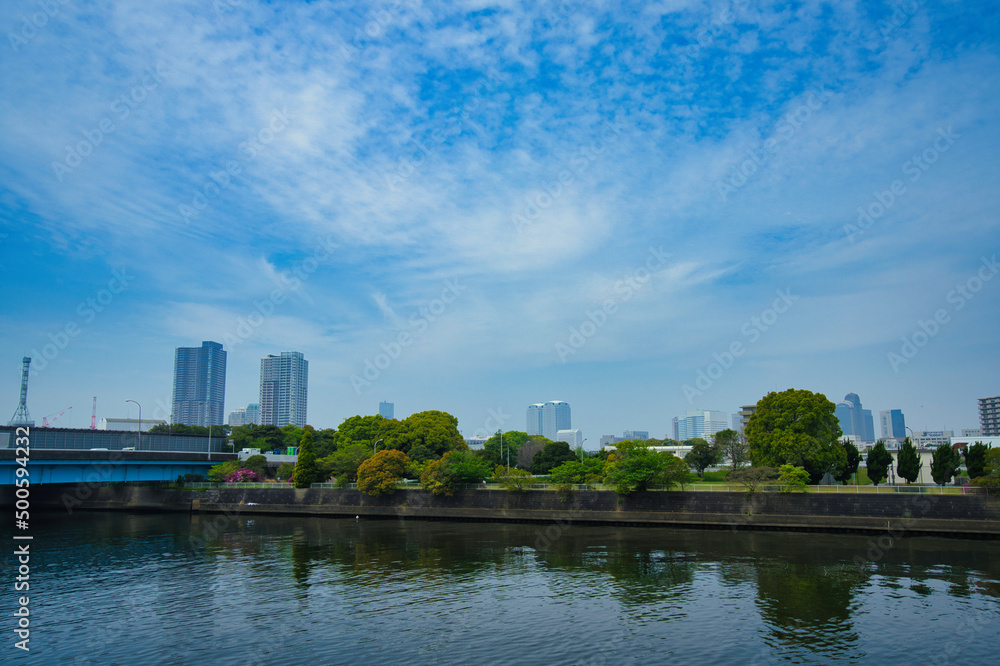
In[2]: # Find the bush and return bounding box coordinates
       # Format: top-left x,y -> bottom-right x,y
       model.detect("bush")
276,462 -> 294,480
358,450 -> 410,496
208,460 -> 241,482
777,464 -> 809,493
243,454 -> 268,476
492,465 -> 532,492
225,469 -> 262,483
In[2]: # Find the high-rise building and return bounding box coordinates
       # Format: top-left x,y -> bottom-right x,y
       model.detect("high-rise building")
880,409 -> 906,439
526,403 -> 544,436
677,410 -> 728,440
738,405 -> 756,432
229,407 -> 246,426
260,352 -> 308,427
172,341 -> 226,427
980,396 -> 1000,436
623,430 -> 649,440
835,393 -> 875,443
379,401 -> 394,419
245,403 -> 260,425
541,401 -> 571,442
672,417 -> 679,441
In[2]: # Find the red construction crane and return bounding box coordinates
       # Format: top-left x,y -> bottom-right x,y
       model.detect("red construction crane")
91,396 -> 97,429
42,406 -> 73,428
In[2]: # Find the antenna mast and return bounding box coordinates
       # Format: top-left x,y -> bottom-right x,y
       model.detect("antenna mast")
8,357 -> 34,427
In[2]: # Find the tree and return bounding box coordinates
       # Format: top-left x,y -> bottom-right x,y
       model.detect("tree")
251,424 -> 286,451
684,438 -> 721,478
483,431 -> 530,467
531,441 -> 578,475
833,440 -> 861,484
276,462 -> 294,481
420,450 -> 491,496
242,454 -> 268,477
777,464 -> 810,493
930,444 -> 961,486
549,459 -> 605,487
320,443 -> 371,482
207,460 -> 241,482
492,465 -> 532,492
714,429 -> 749,471
357,450 -> 410,496
293,429 -> 322,488
896,437 -> 921,484
602,440 -> 686,495
385,410 -> 465,458
516,437 -> 550,468
729,466 -> 778,497
745,389 -> 843,483
963,442 -> 990,479
866,441 -> 892,486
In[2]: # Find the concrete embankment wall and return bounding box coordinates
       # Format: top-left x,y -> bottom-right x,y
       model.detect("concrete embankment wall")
20,485 -> 1000,537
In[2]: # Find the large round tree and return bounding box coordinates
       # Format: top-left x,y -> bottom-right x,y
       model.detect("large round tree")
745,389 -> 843,484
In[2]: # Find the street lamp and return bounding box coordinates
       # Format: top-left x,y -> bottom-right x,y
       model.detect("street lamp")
374,438 -> 383,453
125,400 -> 141,451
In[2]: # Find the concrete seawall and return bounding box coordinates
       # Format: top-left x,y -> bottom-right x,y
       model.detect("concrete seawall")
19,485 -> 1000,537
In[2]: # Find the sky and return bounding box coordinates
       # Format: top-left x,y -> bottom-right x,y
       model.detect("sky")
1,0 -> 998,446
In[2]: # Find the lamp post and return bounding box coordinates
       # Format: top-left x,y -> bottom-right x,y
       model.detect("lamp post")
125,400 -> 141,451
374,438 -> 383,453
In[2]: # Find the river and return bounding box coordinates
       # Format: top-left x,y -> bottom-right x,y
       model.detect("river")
12,511 -> 999,664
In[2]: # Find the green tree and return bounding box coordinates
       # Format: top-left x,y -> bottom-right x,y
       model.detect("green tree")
896,437 -> 921,484
549,458 -> 605,486
963,442 -> 990,479
492,465 -> 532,492
531,441 -> 578,475
335,415 -> 390,449
714,429 -> 749,471
603,440 -> 686,495
293,429 -> 322,488
312,428 -> 339,458
865,441 -> 892,486
320,443 -> 372,482
276,462 -> 294,480
777,464 -> 810,493
516,437 -> 551,468
483,431 -> 530,467
357,449 -> 410,496
930,444 -> 961,486
384,410 -> 465,458
745,389 -> 843,483
729,466 -> 778,498
242,454 -> 268,477
832,440 -> 861,484
419,450 -> 490,496
207,460 -> 241,482
684,438 -> 721,478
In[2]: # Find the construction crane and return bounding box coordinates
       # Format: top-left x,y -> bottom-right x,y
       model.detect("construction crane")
91,396 -> 97,430
42,406 -> 73,428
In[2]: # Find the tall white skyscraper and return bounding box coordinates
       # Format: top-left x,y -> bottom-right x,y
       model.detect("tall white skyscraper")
260,351 -> 308,427
526,403 -> 544,436
172,341 -> 226,426
542,401 -> 571,442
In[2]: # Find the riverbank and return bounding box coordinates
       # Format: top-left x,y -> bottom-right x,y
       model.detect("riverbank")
18,484 -> 1000,537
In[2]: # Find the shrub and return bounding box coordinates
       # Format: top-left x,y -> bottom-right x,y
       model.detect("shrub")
358,450 -> 410,496
777,464 -> 809,493
225,469 -> 262,483
492,465 -> 532,492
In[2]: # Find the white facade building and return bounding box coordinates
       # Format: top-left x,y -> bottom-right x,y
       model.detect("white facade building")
260,352 -> 309,428
555,429 -> 583,448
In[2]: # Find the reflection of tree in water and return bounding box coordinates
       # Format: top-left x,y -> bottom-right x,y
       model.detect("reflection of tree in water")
755,560 -> 863,657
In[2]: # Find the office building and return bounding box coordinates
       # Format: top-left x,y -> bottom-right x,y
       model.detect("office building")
738,405 -> 756,432
911,430 -> 954,448
379,401 -> 394,420
980,396 -> 1000,436
526,403 -> 544,436
880,409 -> 906,440
677,410 -> 728,440
623,430 -> 649,440
962,428 -> 982,438
260,351 -> 308,427
835,393 -> 875,443
542,401 -> 571,442
172,341 -> 226,427
229,408 -> 246,426
556,429 -> 583,448
245,403 -> 260,425
98,417 -> 167,432
672,417 -> 679,440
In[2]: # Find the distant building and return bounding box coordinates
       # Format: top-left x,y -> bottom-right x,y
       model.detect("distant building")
245,403 -> 260,425
98,417 -> 167,432
172,341 -> 227,427
835,393 -> 875,443
600,435 -> 624,447
962,428 -> 982,438
677,410 -> 728,440
556,429 -> 583,448
464,435 -> 489,449
880,409 -> 906,440
526,403 -> 544,436
260,351 -> 308,427
911,430 -> 954,448
738,405 -> 756,432
228,408 -> 247,427
623,430 -> 649,440
672,417 -> 679,440
980,396 -> 1000,436
379,401 -> 394,419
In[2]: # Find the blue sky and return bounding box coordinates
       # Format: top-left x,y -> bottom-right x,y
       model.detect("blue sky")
2,0 -> 998,444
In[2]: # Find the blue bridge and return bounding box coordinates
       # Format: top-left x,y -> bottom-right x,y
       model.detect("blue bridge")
1,449 -> 236,485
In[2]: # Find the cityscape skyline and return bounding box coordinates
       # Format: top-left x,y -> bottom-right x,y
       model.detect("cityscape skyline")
2,2 -> 998,447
